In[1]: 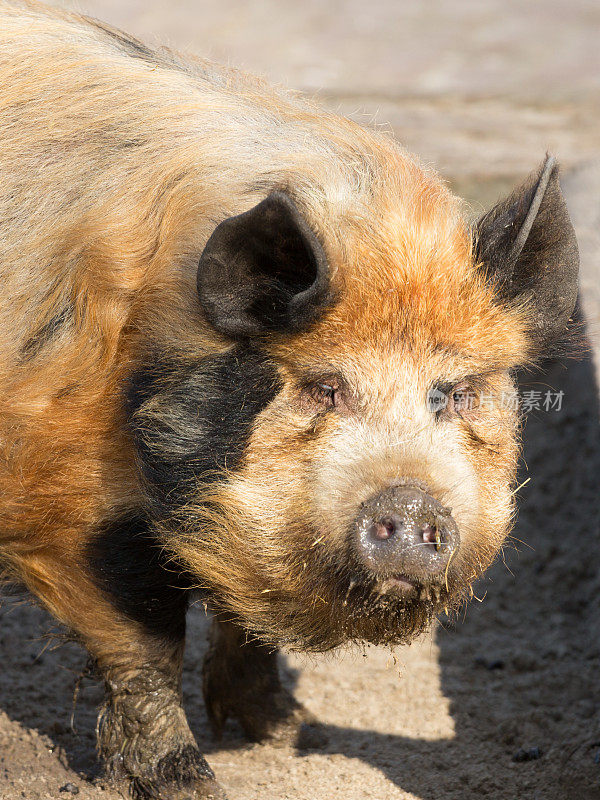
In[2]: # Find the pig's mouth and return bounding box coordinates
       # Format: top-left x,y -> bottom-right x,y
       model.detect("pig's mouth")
323,561 -> 456,648
375,574 -> 418,596
232,556 -> 464,652
328,572 -> 436,648
233,520 -> 469,651
373,574 -> 447,604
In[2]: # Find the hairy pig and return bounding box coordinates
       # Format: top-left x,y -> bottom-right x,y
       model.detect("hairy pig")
0,2 -> 579,798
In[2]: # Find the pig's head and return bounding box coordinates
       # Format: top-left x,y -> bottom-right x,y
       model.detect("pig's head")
131,155 -> 578,650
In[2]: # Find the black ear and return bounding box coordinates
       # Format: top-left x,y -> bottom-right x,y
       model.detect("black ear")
474,156 -> 579,354
197,192 -> 331,337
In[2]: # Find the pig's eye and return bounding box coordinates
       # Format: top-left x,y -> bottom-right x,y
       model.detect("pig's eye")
311,382 -> 338,408
448,383 -> 477,415
300,377 -> 350,414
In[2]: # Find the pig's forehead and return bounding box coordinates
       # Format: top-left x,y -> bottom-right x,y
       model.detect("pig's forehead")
276,344 -> 490,398
274,263 -> 529,376
308,190 -> 528,368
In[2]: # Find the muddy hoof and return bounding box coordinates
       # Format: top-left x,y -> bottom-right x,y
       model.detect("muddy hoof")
163,777 -> 227,800
202,618 -> 327,749
258,700 -> 328,749
205,674 -> 325,748
129,775 -> 228,800
107,743 -> 227,800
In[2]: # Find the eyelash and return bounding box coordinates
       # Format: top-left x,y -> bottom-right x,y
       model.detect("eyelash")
430,380 -> 480,417
448,383 -> 477,414
310,382 -> 338,408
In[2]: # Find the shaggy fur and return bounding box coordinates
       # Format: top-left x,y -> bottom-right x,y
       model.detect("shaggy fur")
0,2 -> 578,798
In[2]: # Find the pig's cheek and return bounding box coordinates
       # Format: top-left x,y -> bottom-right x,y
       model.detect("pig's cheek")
451,414 -> 518,552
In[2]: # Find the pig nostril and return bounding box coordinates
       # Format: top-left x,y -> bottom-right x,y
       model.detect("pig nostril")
369,518 -> 396,541
422,524 -> 443,551
356,486 -> 461,580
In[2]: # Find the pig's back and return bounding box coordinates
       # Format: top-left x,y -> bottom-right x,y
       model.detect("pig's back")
0,0 -> 400,367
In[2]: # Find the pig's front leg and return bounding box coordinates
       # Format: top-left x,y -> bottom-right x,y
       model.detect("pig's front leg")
14,524 -> 227,800
202,618 -> 325,746
99,643 -> 226,800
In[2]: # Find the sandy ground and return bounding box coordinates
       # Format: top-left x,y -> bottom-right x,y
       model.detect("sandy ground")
2,2 -> 600,799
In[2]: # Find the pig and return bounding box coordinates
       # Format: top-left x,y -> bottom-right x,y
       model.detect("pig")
0,1 -> 578,799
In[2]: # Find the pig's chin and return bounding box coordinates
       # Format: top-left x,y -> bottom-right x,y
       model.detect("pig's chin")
264,571 -> 456,652
330,573 -> 444,648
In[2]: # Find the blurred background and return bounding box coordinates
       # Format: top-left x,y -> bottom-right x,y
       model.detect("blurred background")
1,2 -> 599,800
63,0 -> 600,203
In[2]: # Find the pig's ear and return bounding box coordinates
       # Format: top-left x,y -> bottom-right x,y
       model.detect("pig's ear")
474,156 -> 579,355
197,191 -> 331,337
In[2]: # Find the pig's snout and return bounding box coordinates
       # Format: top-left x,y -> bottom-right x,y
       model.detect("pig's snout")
355,485 -> 459,582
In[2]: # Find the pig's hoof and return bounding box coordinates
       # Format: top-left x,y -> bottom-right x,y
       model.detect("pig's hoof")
130,776 -> 227,800
252,694 -> 328,749
205,678 -> 327,748
202,619 -> 327,748
108,745 -> 228,800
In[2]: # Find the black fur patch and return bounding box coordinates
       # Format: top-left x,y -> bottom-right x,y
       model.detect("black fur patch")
86,515 -> 189,641
127,344 -> 283,514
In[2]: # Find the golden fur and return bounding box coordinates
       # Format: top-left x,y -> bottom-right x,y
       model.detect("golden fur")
2,4 -> 571,797
0,0 -> 531,653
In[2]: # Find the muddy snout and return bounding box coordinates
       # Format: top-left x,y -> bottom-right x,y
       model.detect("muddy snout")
355,485 -> 459,582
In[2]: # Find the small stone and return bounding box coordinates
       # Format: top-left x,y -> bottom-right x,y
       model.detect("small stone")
59,784 -> 79,795
512,747 -> 542,762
